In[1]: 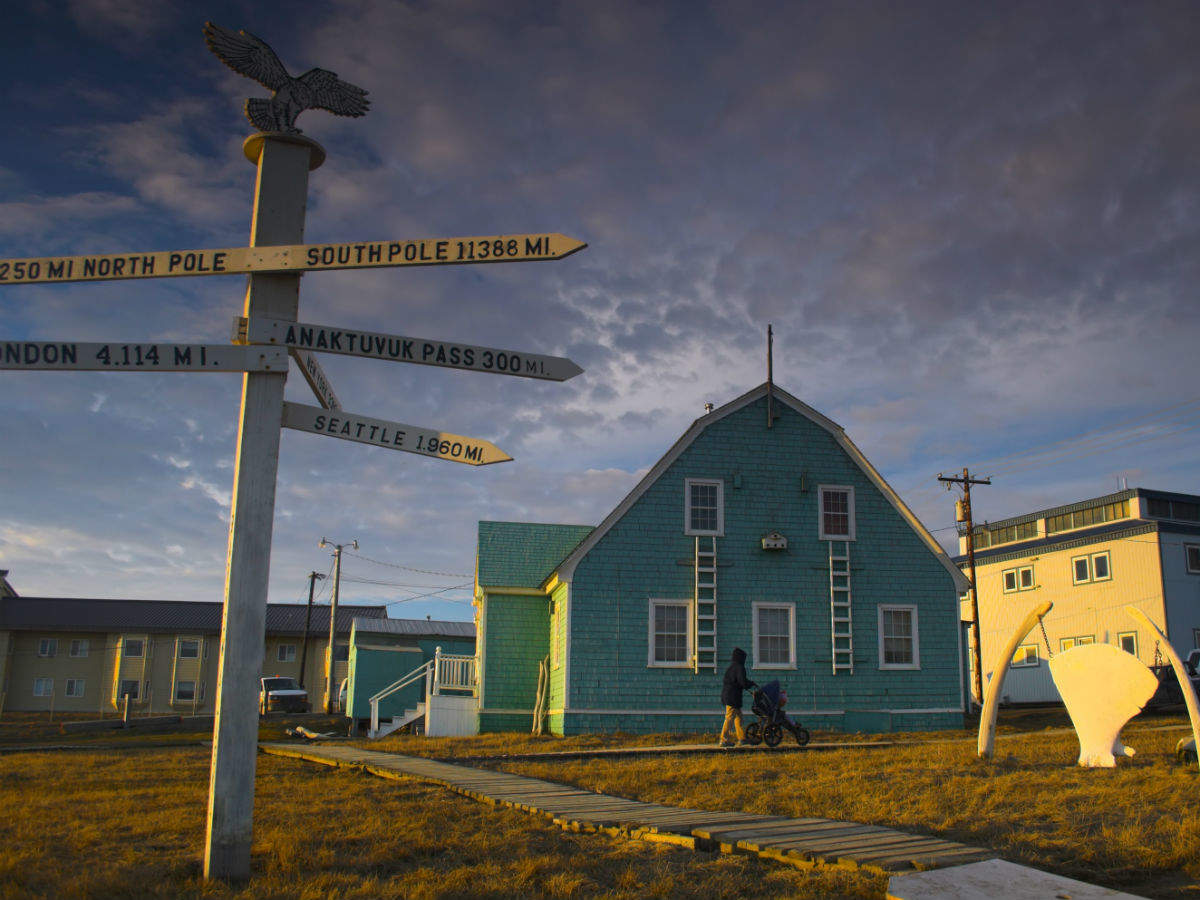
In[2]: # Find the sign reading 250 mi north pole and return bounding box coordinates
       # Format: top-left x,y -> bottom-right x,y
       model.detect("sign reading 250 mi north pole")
0,233 -> 586,284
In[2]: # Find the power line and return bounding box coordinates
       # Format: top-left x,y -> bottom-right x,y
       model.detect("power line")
342,550 -> 471,579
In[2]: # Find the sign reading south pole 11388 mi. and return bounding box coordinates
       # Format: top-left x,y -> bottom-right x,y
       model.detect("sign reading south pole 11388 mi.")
0,233 -> 586,284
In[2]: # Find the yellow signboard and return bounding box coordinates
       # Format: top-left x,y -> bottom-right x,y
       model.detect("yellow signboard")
0,233 -> 587,285
280,401 -> 512,466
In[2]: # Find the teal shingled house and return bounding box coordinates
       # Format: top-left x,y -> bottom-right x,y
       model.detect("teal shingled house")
474,384 -> 971,735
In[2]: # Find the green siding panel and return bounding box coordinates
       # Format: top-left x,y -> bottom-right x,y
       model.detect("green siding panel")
478,591 -> 549,732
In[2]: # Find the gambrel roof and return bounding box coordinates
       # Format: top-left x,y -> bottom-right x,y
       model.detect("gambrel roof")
554,383 -> 970,592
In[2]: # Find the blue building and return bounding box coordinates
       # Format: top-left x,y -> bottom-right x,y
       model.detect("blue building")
474,384 -> 970,735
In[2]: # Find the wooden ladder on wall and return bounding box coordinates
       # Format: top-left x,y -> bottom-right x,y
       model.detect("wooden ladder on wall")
829,540 -> 854,674
693,536 -> 718,672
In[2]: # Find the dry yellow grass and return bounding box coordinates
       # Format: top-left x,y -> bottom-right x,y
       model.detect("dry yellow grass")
0,746 -> 884,899
500,726 -> 1199,898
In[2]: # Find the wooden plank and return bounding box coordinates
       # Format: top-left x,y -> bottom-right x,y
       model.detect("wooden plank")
770,829 -> 928,853
696,817 -> 835,840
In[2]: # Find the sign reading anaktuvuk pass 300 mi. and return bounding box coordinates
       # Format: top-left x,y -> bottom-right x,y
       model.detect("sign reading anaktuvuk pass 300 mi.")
0,233 -> 586,284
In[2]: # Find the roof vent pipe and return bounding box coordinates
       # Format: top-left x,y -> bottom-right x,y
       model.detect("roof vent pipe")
704,402 -> 714,413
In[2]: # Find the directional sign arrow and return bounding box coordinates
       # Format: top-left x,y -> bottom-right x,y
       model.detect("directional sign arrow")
280,401 -> 512,466
235,316 -> 583,382
289,348 -> 341,410
0,341 -> 287,372
0,233 -> 586,285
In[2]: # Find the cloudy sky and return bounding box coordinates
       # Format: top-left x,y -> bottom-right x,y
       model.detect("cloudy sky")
2,0 -> 1199,620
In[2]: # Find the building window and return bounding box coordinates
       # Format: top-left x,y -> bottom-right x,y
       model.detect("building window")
175,681 -> 196,702
178,639 -> 200,659
1148,497 -> 1200,522
1046,499 -> 1129,534
1117,631 -> 1138,657
1072,552 -> 1112,584
1185,544 -> 1200,574
1002,565 -> 1034,593
277,644 -> 297,663
118,679 -> 140,700
684,478 -> 723,536
647,599 -> 691,667
33,677 -> 53,697
38,638 -> 58,658
752,603 -> 795,669
1011,644 -> 1039,667
1060,635 -> 1095,653
333,644 -> 349,663
123,638 -> 144,658
69,639 -> 89,658
878,605 -> 919,669
818,485 -> 856,540
65,678 -> 85,698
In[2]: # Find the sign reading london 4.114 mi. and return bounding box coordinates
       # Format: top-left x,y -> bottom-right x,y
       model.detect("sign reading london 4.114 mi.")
0,233 -> 586,284
1,341 -> 286,372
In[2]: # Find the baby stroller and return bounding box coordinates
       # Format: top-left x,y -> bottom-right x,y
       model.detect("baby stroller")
744,680 -> 810,747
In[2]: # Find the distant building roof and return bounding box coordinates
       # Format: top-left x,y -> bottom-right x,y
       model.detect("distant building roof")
352,617 -> 475,639
0,570 -> 16,598
476,521 -> 594,589
0,597 -> 387,636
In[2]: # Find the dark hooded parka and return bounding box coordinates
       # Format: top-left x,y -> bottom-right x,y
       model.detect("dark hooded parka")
721,647 -> 755,708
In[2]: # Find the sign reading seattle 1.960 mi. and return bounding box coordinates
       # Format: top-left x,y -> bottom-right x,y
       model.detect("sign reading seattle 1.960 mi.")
0,233 -> 586,285
236,316 -> 583,382
1,341 -> 287,372
280,401 -> 510,466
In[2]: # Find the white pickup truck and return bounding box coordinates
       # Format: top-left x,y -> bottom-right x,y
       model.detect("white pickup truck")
259,676 -> 310,714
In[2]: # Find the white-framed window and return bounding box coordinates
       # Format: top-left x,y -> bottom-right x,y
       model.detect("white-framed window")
33,677 -> 53,697
818,485 -> 855,540
1002,565 -> 1035,593
1060,635 -> 1095,653
277,644 -> 297,663
178,639 -> 200,659
647,599 -> 692,668
1011,644 -> 1039,667
752,602 -> 795,669
38,638 -> 57,658
1185,544 -> 1200,574
877,605 -> 919,669
1117,631 -> 1138,657
175,681 -> 196,702
118,679 -> 140,700
65,678 -> 85,698
69,639 -> 89,658
684,478 -> 724,536
123,637 -> 144,658
1073,551 -> 1112,585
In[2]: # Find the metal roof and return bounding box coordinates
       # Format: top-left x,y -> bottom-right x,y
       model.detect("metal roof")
476,521 -> 594,589
352,617 -> 475,638
0,597 -> 387,636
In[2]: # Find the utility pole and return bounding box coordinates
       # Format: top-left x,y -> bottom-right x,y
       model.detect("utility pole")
319,538 -> 356,713
298,571 -> 325,689
938,468 -> 991,709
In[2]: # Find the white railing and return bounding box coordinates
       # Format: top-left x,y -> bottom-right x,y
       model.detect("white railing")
368,646 -> 476,736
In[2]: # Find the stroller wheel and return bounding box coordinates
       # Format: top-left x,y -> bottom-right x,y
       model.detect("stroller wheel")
764,723 -> 784,747
743,722 -> 763,745
794,726 -> 810,747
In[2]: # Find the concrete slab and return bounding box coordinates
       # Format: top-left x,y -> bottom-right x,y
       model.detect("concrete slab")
887,858 -> 1148,899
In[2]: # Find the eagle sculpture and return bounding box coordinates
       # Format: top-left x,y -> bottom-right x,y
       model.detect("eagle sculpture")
204,22 -> 369,134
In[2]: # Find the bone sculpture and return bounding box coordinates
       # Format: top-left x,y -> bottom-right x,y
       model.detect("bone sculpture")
1126,606 -> 1200,773
1049,642 -> 1158,767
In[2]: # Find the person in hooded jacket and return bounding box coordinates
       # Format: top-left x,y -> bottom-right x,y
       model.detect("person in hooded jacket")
719,646 -> 756,747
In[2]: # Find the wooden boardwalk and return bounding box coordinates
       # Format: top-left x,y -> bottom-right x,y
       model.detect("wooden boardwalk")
259,741 -> 994,875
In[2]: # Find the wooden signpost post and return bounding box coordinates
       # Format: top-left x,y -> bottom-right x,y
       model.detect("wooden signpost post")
0,23 -> 586,883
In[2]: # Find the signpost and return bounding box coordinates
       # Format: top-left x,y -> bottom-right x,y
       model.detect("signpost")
0,23 -> 585,884
0,342 -> 285,372
0,233 -> 586,285
281,401 -> 511,465
235,316 -> 583,382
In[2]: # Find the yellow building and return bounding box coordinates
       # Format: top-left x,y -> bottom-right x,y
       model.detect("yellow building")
0,587 -> 385,715
957,488 -> 1200,703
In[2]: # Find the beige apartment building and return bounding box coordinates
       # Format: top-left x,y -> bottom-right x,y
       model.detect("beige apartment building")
0,581 -> 386,715
957,488 -> 1200,704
